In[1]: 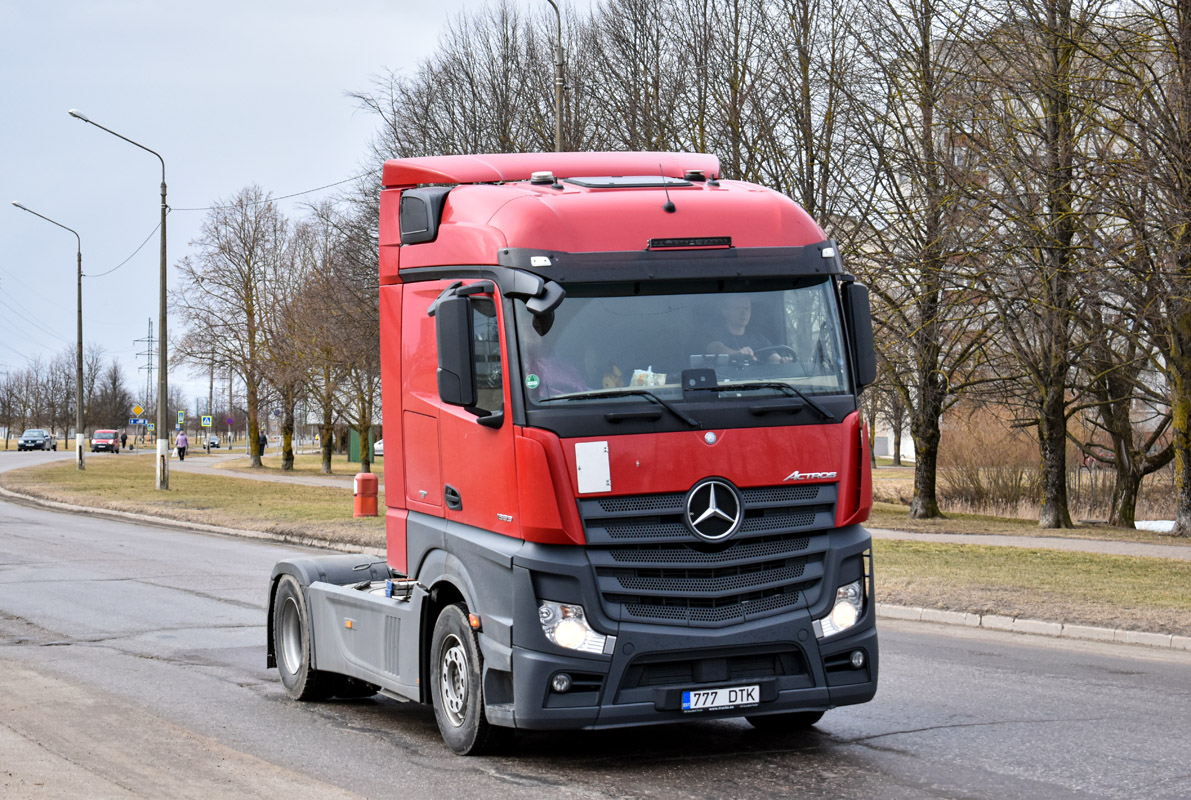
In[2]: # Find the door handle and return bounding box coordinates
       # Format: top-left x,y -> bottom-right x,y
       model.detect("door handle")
444,484 -> 462,511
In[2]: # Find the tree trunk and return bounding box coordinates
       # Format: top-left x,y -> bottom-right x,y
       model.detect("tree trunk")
1038,385 -> 1073,528
1108,467 -> 1141,529
247,375 -> 262,468
281,383 -> 295,472
356,391 -> 371,475
1171,302 -> 1191,536
321,402 -> 334,475
910,409 -> 942,518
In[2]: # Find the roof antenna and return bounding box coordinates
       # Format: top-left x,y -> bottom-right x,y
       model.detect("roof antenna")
660,163 -> 676,213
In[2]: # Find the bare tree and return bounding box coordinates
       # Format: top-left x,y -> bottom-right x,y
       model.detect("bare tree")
173,186 -> 289,468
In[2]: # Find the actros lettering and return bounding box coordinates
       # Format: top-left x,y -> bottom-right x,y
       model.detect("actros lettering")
783,470 -> 838,481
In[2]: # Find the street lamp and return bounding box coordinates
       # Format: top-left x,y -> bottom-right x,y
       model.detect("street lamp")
10,202 -> 85,471
544,0 -> 565,151
69,109 -> 170,490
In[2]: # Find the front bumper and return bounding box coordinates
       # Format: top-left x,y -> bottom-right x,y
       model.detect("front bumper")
494,526 -> 877,730
507,613 -> 876,730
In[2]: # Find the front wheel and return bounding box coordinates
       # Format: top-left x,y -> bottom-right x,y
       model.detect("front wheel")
745,710 -> 825,730
272,574 -> 336,701
430,603 -> 510,755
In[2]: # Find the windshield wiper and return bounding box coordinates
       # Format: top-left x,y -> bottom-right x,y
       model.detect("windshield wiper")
688,381 -> 835,421
540,388 -> 702,428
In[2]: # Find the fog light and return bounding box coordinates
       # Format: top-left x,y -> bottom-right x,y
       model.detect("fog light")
814,579 -> 865,639
538,601 -> 608,654
551,673 -> 572,693
850,650 -> 865,669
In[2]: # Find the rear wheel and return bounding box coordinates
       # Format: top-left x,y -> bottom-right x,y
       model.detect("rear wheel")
430,603 -> 510,755
273,574 -> 336,701
745,710 -> 825,730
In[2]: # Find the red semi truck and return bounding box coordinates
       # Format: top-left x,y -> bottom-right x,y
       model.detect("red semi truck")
268,152 -> 878,754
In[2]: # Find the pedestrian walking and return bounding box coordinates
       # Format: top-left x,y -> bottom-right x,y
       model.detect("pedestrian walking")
120,431 -> 127,450
258,431 -> 267,458
176,431 -> 189,461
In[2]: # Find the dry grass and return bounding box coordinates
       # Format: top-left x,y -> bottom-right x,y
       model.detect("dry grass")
869,463 -> 1188,545
0,455 -> 384,549
876,540 -> 1191,636
215,452 -> 384,479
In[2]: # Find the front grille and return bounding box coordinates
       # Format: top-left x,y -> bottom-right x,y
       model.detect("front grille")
582,483 -> 835,627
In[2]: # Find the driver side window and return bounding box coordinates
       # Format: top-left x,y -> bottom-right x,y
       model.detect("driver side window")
471,298 -> 503,415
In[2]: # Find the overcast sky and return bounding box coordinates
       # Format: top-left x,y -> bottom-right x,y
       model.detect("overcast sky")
0,0 -> 508,409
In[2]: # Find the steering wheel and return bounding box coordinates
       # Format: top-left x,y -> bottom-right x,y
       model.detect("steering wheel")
754,345 -> 797,360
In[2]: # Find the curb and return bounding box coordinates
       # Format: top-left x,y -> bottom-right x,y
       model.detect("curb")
3,483 -> 1187,654
877,603 -> 1191,652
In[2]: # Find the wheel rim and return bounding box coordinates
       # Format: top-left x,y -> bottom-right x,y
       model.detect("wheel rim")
279,596 -> 303,675
439,634 -> 469,727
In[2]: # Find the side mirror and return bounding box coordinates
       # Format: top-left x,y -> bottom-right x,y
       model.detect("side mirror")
435,295 -> 476,407
843,282 -> 876,390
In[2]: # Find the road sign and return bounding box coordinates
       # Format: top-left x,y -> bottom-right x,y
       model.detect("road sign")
178,410 -> 185,425
201,415 -> 212,428
148,423 -> 155,431
226,417 -> 234,425
128,417 -> 147,426
133,404 -> 144,416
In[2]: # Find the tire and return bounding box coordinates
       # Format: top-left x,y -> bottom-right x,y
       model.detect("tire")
745,710 -> 825,730
430,603 -> 511,755
272,574 -> 337,701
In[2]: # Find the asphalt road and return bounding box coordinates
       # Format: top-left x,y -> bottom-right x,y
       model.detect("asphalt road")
1,448 -> 1189,799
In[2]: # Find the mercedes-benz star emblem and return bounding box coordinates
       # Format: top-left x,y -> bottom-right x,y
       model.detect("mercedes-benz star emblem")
685,479 -> 743,541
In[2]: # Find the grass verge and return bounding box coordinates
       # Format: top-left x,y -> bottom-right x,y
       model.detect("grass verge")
0,455 -> 384,550
876,540 -> 1191,636
215,452 -> 384,479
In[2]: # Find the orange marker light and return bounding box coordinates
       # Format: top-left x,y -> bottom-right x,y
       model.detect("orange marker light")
345,619 -> 354,629
468,613 -> 481,630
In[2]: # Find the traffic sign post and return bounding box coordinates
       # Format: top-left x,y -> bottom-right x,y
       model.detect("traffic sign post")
178,410 -> 185,426
133,404 -> 145,417
201,415 -> 212,427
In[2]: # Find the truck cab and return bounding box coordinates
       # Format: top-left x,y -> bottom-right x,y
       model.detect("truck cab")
268,152 -> 877,754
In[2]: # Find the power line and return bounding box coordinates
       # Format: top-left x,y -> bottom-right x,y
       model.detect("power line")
0,288 -> 70,345
170,172 -> 370,212
88,222 -> 161,279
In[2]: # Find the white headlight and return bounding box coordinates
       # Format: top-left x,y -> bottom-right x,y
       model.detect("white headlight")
538,601 -> 608,654
815,579 -> 864,639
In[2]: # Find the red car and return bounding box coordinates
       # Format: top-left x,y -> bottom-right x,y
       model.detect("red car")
91,430 -> 120,453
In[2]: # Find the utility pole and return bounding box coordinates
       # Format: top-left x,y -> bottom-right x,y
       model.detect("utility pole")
545,0 -> 565,151
207,351 -> 215,453
135,319 -> 156,445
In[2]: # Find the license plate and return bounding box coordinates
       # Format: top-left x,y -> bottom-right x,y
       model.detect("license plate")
682,684 -> 759,712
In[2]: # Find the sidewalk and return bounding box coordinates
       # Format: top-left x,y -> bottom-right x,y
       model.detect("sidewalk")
870,528 -> 1191,561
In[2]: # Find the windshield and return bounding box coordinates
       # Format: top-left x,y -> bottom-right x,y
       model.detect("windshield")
22,430 -> 46,437
514,279 -> 850,407
96,431 -> 116,437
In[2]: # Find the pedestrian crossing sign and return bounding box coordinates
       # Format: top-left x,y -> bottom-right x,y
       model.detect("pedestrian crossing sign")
201,415 -> 213,428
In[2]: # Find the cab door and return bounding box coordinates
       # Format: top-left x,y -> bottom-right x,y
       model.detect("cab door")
436,287 -> 520,538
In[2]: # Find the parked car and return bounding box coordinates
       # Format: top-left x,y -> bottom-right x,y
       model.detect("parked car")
374,438 -> 383,457
91,429 -> 120,453
17,429 -> 56,451
207,436 -> 220,448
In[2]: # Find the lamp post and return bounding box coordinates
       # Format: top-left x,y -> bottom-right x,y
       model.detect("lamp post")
544,0 -> 565,151
69,109 -> 170,489
10,202 -> 85,471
